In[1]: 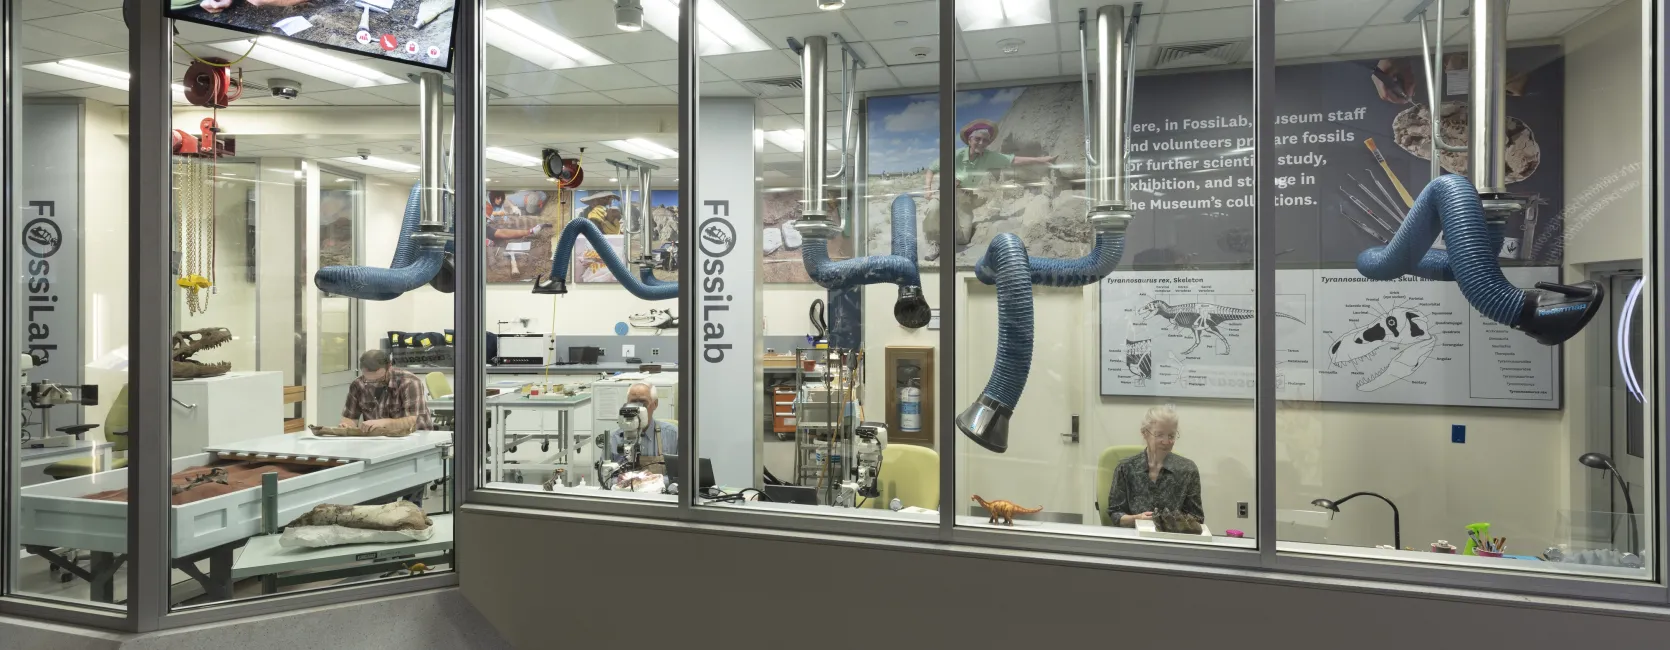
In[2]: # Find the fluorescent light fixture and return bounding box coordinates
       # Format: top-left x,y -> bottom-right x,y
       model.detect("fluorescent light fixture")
26,59 -> 129,89
330,156 -> 421,173
640,0 -> 771,55
601,138 -> 678,160
485,147 -> 544,167
956,0 -> 1050,32
761,129 -> 835,154
485,8 -> 611,69
210,37 -> 406,88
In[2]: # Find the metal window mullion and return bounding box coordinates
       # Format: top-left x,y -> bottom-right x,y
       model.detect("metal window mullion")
937,0 -> 957,539
1253,0 -> 1277,569
1650,0 -> 1667,600
129,3 -> 173,632
455,0 -> 486,506
676,0 -> 697,514
2,0 -> 17,603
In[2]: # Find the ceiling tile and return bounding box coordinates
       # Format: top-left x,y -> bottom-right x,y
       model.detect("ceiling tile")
1507,9 -> 1597,39
628,59 -> 730,85
746,12 -> 862,51
572,32 -> 681,65
602,86 -> 680,104
537,91 -> 623,105
721,0 -> 915,20
842,1 -> 938,41
963,23 -> 1059,59
505,1 -> 624,39
971,53 -> 1061,82
1165,0 -> 1252,11
488,96 -> 551,106
306,89 -> 408,105
493,70 -> 587,96
1370,0 -> 1467,25
706,49 -> 801,80
1156,6 -> 1254,43
14,47 -> 58,64
1341,19 -> 1466,54
557,64 -> 659,91
701,80 -> 755,96
1273,0 -> 1384,35
18,26 -> 119,58
886,60 -> 975,87
1273,28 -> 1355,60
1054,13 -> 1161,47
28,12 -> 127,48
759,114 -> 802,130
59,85 -> 129,105
19,67 -> 99,92
55,0 -> 122,11
20,0 -> 81,20
1058,44 -> 1154,72
869,35 -> 967,66
855,67 -> 901,90
1510,0 -> 1613,12
486,47 -> 551,76
234,95 -> 330,107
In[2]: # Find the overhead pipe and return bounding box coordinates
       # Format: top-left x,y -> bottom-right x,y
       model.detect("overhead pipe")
959,5 -> 1134,454
315,73 -> 454,299
1360,0 -> 1603,345
800,35 -> 830,226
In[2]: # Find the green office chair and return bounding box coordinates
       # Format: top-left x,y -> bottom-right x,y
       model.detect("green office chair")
44,385 -> 130,480
425,371 -> 453,399
862,443 -> 939,511
1095,445 -> 1144,526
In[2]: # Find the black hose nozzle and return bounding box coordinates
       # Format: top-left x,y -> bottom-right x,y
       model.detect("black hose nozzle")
956,394 -> 1012,454
894,286 -> 931,328
1514,280 -> 1605,346
532,275 -> 568,295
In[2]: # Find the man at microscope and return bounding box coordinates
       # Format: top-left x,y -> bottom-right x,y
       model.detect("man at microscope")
607,383 -> 678,473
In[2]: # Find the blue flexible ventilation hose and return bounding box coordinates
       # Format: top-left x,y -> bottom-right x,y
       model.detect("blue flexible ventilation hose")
1356,174 -> 1604,346
959,227 -> 1127,454
315,184 -> 453,301
534,218 -> 676,301
800,194 -> 931,340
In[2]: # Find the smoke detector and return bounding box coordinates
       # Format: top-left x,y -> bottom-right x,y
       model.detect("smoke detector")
1151,39 -> 1251,69
267,78 -> 301,100
997,38 -> 1024,54
910,46 -> 931,59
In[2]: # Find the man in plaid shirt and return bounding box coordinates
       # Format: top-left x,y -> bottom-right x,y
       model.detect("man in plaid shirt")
339,350 -> 434,432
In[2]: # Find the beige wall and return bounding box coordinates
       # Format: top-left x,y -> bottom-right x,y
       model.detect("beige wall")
79,99 -> 128,437
459,510 -> 1670,650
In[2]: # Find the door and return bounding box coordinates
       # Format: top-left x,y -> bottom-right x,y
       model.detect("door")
316,169 -> 366,416
1586,269 -> 1644,548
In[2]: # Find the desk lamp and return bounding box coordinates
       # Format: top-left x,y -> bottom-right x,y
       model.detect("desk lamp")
1313,492 -> 1400,550
1579,452 -> 1639,554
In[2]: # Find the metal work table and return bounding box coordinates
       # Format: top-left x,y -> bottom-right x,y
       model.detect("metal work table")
431,391 -> 592,485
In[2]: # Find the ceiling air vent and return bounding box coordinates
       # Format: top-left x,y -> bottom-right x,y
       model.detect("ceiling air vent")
741,76 -> 803,97
1150,39 -> 1250,69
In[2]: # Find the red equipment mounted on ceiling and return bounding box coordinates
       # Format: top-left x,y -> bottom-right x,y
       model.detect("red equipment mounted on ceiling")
542,148 -> 585,188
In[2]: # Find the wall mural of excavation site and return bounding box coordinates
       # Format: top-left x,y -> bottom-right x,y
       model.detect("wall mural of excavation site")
864,45 -> 1565,271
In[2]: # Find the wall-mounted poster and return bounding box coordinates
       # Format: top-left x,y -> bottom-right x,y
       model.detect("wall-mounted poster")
485,188 -> 561,284
762,189 -> 855,283
573,189 -> 680,283
864,46 -> 1565,269
572,233 -> 626,284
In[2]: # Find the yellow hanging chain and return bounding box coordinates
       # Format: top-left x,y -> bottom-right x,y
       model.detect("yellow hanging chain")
175,157 -> 213,314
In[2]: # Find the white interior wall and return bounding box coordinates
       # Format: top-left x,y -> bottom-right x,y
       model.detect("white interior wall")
79,99 -> 128,437
175,162 -> 261,372
254,159 -> 301,387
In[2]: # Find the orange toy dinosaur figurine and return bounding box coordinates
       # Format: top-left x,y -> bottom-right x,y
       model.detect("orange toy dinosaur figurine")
971,495 -> 1043,525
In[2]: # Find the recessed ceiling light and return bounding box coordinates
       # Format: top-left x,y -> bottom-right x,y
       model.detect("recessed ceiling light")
818,0 -> 846,10
486,8 -> 611,69
640,0 -> 771,55
329,156 -> 421,173
210,37 -> 406,88
998,38 -> 1025,54
485,147 -> 544,167
609,177 -> 619,182
894,20 -> 908,26
957,0 -> 1049,31
601,138 -> 678,160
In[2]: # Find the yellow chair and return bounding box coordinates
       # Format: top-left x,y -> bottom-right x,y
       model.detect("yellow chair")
44,385 -> 130,479
862,444 -> 939,510
425,371 -> 453,399
1095,445 -> 1145,526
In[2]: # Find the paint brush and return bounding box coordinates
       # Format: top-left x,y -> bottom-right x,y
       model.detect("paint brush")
1364,138 -> 1415,208
1365,168 -> 1406,222
1339,187 -> 1396,234
1349,172 -> 1404,226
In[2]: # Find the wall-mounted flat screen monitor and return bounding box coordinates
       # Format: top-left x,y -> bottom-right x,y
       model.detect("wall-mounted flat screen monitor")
167,0 -> 455,72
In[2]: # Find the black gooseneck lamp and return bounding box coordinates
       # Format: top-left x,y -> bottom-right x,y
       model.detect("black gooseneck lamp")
1313,492 -> 1401,551
1579,452 -> 1639,554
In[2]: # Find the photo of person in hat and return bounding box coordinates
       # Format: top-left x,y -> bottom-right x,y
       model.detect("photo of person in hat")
579,192 -> 624,235
922,119 -> 1057,260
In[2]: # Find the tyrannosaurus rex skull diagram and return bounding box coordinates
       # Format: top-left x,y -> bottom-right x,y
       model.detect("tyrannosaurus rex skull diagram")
172,327 -> 232,379
1329,309 -> 1436,392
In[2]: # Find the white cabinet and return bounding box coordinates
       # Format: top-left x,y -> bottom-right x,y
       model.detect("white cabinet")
170,371 -> 283,454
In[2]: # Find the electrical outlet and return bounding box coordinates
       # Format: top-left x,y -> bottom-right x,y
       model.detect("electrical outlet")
1237,502 -> 1249,518
650,348 -> 661,356
1451,424 -> 1465,443
622,344 -> 636,357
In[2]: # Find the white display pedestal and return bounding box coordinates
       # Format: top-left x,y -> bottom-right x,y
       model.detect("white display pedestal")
171,371 -> 283,454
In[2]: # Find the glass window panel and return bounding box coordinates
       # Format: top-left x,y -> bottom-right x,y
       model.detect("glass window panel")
1272,0 -> 1654,580
8,0 -> 134,609
164,12 -> 457,607
692,0 -> 944,524
952,1 -> 1258,546
476,0 -> 682,504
